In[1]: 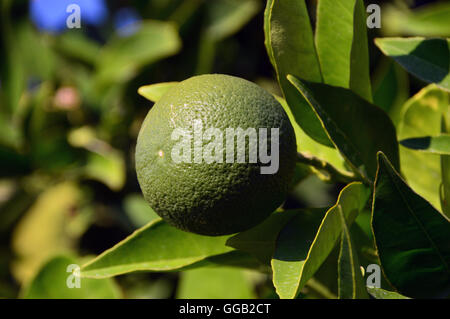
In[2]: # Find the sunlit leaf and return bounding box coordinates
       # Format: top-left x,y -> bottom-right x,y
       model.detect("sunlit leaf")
383,2 -> 450,37
81,219 -> 233,278
366,287 -> 410,299
400,134 -> 450,155
397,84 -> 449,210
12,183 -> 83,283
95,21 -> 181,87
138,82 -> 178,103
315,0 -> 372,101
337,207 -> 368,299
177,267 -> 255,299
375,37 -> 450,92
272,182 -> 370,299
264,0 -> 332,146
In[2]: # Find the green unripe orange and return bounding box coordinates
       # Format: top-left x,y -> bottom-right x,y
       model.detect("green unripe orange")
136,74 -> 296,235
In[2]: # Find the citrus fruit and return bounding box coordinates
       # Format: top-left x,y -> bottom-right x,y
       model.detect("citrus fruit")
136,74 -> 296,235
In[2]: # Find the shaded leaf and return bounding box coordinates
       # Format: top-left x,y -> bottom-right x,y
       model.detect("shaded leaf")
372,152 -> 450,298
375,37 -> 450,92
81,219 -> 233,278
400,135 -> 450,155
23,256 -> 120,299
227,210 -> 305,265
265,0 -> 332,146
372,60 -> 409,125
366,287 -> 410,299
288,75 -> 400,182
138,82 -> 178,103
177,267 -> 255,299
315,0 -> 372,101
272,182 -> 370,299
397,85 -> 449,210
337,207 -> 368,299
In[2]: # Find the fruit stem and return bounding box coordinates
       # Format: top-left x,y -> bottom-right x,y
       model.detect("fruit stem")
296,152 -> 360,184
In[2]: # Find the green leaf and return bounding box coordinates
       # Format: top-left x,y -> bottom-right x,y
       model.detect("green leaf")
372,152 -> 450,298
12,183 -> 84,284
383,2 -> 450,37
288,75 -> 400,182
315,0 -> 372,101
196,0 -> 260,74
227,210 -> 303,265
68,127 -> 126,191
81,219 -> 233,278
22,256 -> 120,299
375,37 -> 450,92
400,135 -> 450,155
265,0 -> 332,147
205,0 -> 260,41
138,82 -> 179,103
372,60 -> 410,125
337,207 -> 369,299
177,267 -> 255,299
123,194 -> 159,228
366,287 -> 410,299
275,95 -> 351,178
397,85 -> 449,210
95,21 -> 181,88
272,182 -> 370,299
441,114 -> 450,218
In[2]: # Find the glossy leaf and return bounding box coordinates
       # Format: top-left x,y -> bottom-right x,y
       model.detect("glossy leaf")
138,82 -> 178,103
288,75 -> 400,182
337,207 -> 368,299
177,267 -> 255,299
366,287 -> 410,299
400,135 -> 450,155
315,0 -> 372,101
95,21 -> 181,87
272,182 -> 370,299
265,0 -> 332,146
397,85 -> 449,210
23,256 -> 120,299
81,219 -> 233,278
372,152 -> 450,298
375,37 -> 450,92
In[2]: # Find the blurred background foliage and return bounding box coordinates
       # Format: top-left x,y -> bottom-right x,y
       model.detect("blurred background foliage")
0,0 -> 448,298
